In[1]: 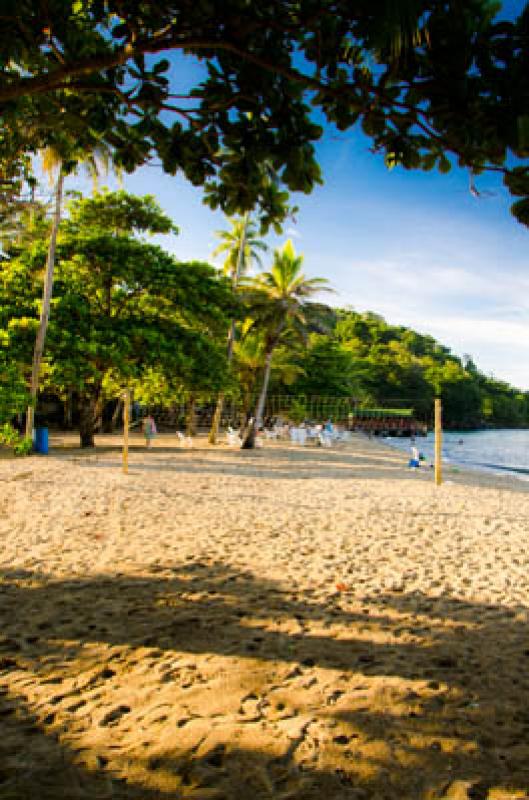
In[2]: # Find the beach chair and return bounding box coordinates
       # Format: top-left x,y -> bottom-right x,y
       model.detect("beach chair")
306,426 -> 320,445
177,431 -> 193,447
227,427 -> 242,447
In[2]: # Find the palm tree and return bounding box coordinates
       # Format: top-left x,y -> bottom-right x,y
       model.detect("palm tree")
233,329 -> 306,426
213,213 -> 268,280
231,326 -> 266,425
25,145 -> 114,437
208,213 -> 267,443
25,154 -> 64,437
239,240 -> 331,448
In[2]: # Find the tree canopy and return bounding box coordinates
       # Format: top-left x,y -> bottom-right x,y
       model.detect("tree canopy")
0,190 -> 234,445
1,191 -> 527,443
268,308 -> 529,428
1,1 -> 528,227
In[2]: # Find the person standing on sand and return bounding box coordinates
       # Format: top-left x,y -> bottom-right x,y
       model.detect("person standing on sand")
143,415 -> 157,448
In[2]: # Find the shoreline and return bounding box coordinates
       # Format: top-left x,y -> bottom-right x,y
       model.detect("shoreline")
375,430 -> 529,491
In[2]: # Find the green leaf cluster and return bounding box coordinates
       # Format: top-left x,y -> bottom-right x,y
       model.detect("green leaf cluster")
1,190 -> 235,444
1,1 -> 527,227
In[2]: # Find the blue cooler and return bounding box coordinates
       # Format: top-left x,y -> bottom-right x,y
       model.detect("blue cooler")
35,427 -> 49,454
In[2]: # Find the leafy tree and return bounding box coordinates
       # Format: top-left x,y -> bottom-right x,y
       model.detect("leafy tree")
293,308 -> 529,429
240,240 -> 330,447
0,359 -> 28,426
1,2 -> 527,226
282,335 -> 362,399
1,191 -> 234,446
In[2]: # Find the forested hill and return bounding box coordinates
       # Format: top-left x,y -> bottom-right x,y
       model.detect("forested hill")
269,308 -> 529,429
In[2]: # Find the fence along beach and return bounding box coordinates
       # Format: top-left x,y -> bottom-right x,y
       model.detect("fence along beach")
1,431 -> 528,798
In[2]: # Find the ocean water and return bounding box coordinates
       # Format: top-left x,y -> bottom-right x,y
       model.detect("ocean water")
384,429 -> 529,481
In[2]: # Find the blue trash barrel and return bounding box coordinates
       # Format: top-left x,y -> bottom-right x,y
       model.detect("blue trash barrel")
35,427 -> 49,454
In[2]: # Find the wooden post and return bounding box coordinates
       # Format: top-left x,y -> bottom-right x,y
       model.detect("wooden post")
434,398 -> 442,486
123,389 -> 130,475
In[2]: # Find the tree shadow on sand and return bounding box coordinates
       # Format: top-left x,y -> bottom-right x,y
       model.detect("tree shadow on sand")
48,443 -> 529,494
55,443 -> 413,483
1,564 -> 529,799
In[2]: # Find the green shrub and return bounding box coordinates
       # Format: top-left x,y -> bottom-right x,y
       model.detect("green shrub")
0,423 -> 33,456
0,423 -> 19,447
13,436 -> 33,456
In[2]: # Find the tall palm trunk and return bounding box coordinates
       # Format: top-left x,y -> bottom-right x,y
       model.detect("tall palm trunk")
25,165 -> 64,438
208,212 -> 249,444
241,349 -> 274,449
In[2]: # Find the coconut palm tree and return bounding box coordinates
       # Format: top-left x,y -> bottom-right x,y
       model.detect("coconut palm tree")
232,330 -> 266,424
239,240 -> 331,448
213,213 -> 268,280
25,154 -> 64,437
233,330 -> 306,427
208,213 -> 267,443
25,144 -> 115,437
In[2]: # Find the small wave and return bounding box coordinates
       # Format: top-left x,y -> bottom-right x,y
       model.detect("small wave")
476,462 -> 529,477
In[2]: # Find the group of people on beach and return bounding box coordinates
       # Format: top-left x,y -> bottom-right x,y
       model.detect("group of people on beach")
139,415 -> 435,473
138,414 -> 341,448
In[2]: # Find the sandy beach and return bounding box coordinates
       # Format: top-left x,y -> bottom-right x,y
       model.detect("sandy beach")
1,433 -> 529,799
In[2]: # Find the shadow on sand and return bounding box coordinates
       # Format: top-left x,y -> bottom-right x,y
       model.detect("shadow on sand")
1,562 -> 529,799
43,438 -> 529,495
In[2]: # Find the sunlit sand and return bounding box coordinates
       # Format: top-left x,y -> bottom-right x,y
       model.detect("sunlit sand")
1,434 -> 528,799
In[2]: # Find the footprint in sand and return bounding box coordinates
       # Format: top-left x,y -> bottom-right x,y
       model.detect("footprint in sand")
99,705 -> 131,726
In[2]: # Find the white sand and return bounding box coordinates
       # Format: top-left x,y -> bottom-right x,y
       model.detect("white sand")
1,433 -> 528,799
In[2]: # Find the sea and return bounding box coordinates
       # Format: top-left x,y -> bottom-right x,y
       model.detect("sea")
384,429 -> 529,482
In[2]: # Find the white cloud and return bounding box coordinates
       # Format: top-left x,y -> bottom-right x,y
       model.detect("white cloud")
320,255 -> 529,389
285,226 -> 302,239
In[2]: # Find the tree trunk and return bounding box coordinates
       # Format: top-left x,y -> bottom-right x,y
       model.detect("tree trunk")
25,166 -> 64,438
79,396 -> 97,448
209,213 -> 249,445
186,395 -> 197,436
241,350 -> 273,449
94,396 -> 104,433
63,390 -> 73,429
208,389 -> 225,444
110,398 -> 123,432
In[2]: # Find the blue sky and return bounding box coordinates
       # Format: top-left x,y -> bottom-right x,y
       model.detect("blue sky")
74,0 -> 529,389
94,132 -> 528,391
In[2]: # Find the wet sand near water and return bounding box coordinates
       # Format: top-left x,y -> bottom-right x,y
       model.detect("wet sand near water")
1,433 -> 528,799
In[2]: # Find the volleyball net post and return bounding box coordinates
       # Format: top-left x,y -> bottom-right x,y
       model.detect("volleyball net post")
122,389 -> 130,475
434,398 -> 442,486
